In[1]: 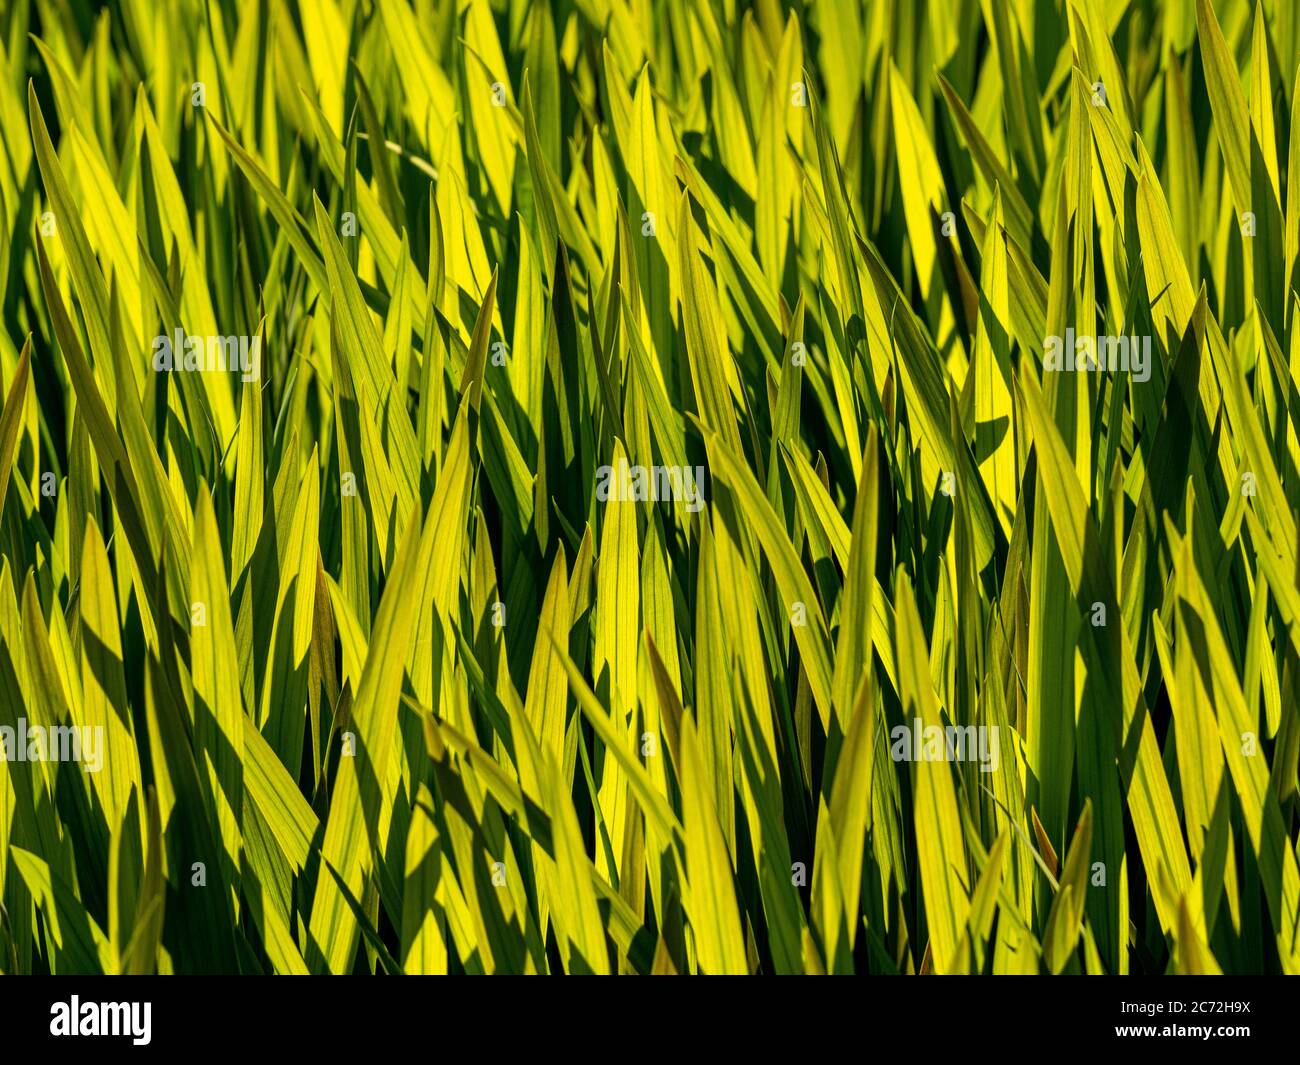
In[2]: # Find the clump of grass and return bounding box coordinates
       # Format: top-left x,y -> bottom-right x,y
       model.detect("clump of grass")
0,0 -> 1297,974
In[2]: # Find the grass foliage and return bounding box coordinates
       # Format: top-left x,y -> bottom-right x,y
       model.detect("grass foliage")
1,0 -> 1299,974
